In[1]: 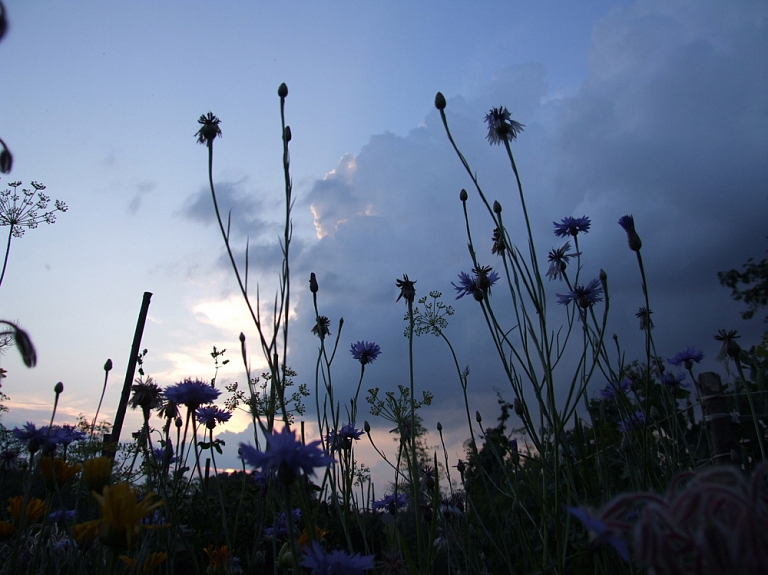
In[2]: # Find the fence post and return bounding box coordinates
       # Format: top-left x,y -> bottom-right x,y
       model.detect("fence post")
695,371 -> 737,464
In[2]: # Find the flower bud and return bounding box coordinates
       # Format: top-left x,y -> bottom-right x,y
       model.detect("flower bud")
436,421 -> 442,432
434,92 -> 446,110
0,148 -> 12,174
14,326 -> 36,367
513,397 -> 524,417
54,382 -> 64,394
459,189 -> 468,202
239,332 -> 246,343
493,201 -> 502,214
309,272 -> 318,293
175,417 -> 183,429
104,359 -> 113,372
364,421 -> 371,433
475,411 -> 482,424
277,83 -> 288,98
283,126 -> 292,143
599,268 -> 608,293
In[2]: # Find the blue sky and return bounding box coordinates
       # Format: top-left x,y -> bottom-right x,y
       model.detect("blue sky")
1,0 -> 766,483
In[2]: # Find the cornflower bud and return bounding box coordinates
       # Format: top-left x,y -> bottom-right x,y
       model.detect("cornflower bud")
175,417 -> 183,429
513,397 -> 524,417
434,92 -> 446,110
493,201 -> 502,214
459,189 -> 468,202
278,83 -> 288,98
475,411 -> 482,424
364,421 -> 371,434
54,382 -> 64,394
436,421 -> 443,432
104,359 -> 113,372
283,126 -> 292,142
309,272 -> 318,293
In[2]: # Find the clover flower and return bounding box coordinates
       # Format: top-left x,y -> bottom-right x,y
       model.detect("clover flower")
92,483 -> 164,550
326,423 -> 364,451
195,405 -> 232,430
372,492 -> 408,512
452,266 -> 500,300
668,347 -> 704,370
557,278 -> 604,308
238,427 -> 334,486
636,307 -> 654,331
301,540 -> 375,575
484,106 -> 525,145
350,341 -> 381,365
164,378 -> 220,410
396,274 -> 416,304
553,216 -> 591,238
546,242 -> 578,281
566,506 -> 630,562
617,411 -> 645,434
618,215 -> 642,251
195,112 -> 222,147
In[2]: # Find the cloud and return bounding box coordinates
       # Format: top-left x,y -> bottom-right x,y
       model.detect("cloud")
127,180 -> 156,214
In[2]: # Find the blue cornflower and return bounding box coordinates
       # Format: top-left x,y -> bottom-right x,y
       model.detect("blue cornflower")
301,541 -> 375,575
669,347 -> 704,370
350,341 -> 381,365
52,424 -> 86,446
553,216 -> 591,238
557,278 -> 604,309
546,242 -> 579,281
195,405 -> 232,429
617,410 -> 645,434
13,422 -> 48,452
238,427 -> 334,486
599,380 -> 630,401
164,378 -> 220,409
661,371 -> 688,388
49,509 -> 77,522
484,106 -> 525,145
566,506 -> 630,562
372,492 -> 408,512
263,508 -> 302,538
326,423 -> 364,451
152,443 -> 176,467
618,215 -> 642,251
452,266 -> 500,301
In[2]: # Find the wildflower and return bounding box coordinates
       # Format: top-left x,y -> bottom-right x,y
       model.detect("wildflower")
546,242 -> 578,281
557,278 -> 604,308
350,341 -> 381,365
298,526 -> 331,548
204,545 -> 241,574
312,315 -> 331,338
599,380 -> 630,401
83,456 -> 112,494
434,91 -> 446,110
263,509 -> 302,538
636,307 -> 654,331
7,495 -> 46,524
0,520 -> 16,541
72,519 -> 100,548
49,509 -> 77,523
309,272 -> 319,293
566,506 -> 630,562
0,447 -> 18,472
156,398 -> 180,421
0,139 -> 11,174
452,266 -> 500,300
301,540 -> 376,575
238,427 -> 334,486
484,106 -> 525,145
617,411 -> 645,434
92,482 -> 164,550
662,371 -> 688,388
396,274 -> 417,304
491,227 -> 506,255
164,378 -> 220,410
372,492 -> 408,513
618,215 -> 642,251
195,112 -> 222,147
715,329 -> 741,362
553,216 -> 591,238
152,441 -> 176,468
669,347 -> 704,370
195,405 -> 232,429
326,423 -> 364,451
130,379 -> 163,412
120,552 -> 167,574
39,457 -> 81,490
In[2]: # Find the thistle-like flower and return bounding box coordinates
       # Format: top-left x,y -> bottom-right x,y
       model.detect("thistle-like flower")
195,112 -> 222,147
553,216 -> 591,238
618,215 -> 642,251
396,274 -> 416,304
715,329 -> 741,363
546,242 -> 578,281
163,378 -> 220,410
350,341 -> 381,365
195,405 -> 232,430
452,266 -> 500,300
484,106 -> 525,145
311,315 -> 331,339
557,278 -> 604,308
668,346 -> 704,370
635,307 -> 654,331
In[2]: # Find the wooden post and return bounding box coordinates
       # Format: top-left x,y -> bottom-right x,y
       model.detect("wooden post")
106,292 -> 153,458
695,371 -> 737,464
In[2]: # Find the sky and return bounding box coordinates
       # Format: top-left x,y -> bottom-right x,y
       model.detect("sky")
1,0 -> 766,490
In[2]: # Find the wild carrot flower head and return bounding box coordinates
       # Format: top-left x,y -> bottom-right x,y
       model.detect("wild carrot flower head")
484,106 -> 525,145
546,242 -> 578,281
553,216 -> 591,238
557,278 -> 604,309
92,482 -> 164,550
396,274 -> 417,304
0,181 -> 68,239
350,341 -> 381,365
195,112 -> 222,147
669,347 -> 704,370
618,215 -> 642,251
164,378 -> 220,410
195,405 -> 232,430
238,427 -> 334,486
301,540 -> 376,575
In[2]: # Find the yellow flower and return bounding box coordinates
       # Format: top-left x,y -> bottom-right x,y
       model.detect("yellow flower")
92,482 -> 164,550
39,456 -> 81,490
204,545 -> 232,574
120,552 -> 167,573
83,456 -> 112,495
72,520 -> 99,548
0,520 -> 16,541
7,495 -> 46,524
298,526 -> 330,548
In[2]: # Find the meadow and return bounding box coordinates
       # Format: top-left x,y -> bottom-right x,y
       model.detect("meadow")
1,82 -> 767,575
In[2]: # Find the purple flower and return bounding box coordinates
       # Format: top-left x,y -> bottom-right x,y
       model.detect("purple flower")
557,278 -> 604,308
599,380 -> 630,401
326,423 -> 364,451
152,440 -> 176,467
546,242 -> 578,281
372,492 -> 408,512
617,410 -> 645,434
668,347 -> 704,369
195,405 -> 232,429
566,506 -> 630,562
553,216 -> 591,238
661,371 -> 688,388
484,106 -> 525,145
164,378 -> 220,409
452,266 -> 500,301
238,427 -> 334,486
49,509 -> 77,522
301,540 -> 375,575
618,215 -> 642,251
350,341 -> 381,365
263,508 -> 302,539
636,307 -> 654,331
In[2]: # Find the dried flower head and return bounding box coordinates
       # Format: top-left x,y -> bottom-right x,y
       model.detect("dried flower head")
636,307 -> 654,331
715,329 -> 742,363
484,106 -> 525,145
547,242 -> 578,281
312,315 -> 331,339
195,112 -> 222,147
396,274 -> 417,304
